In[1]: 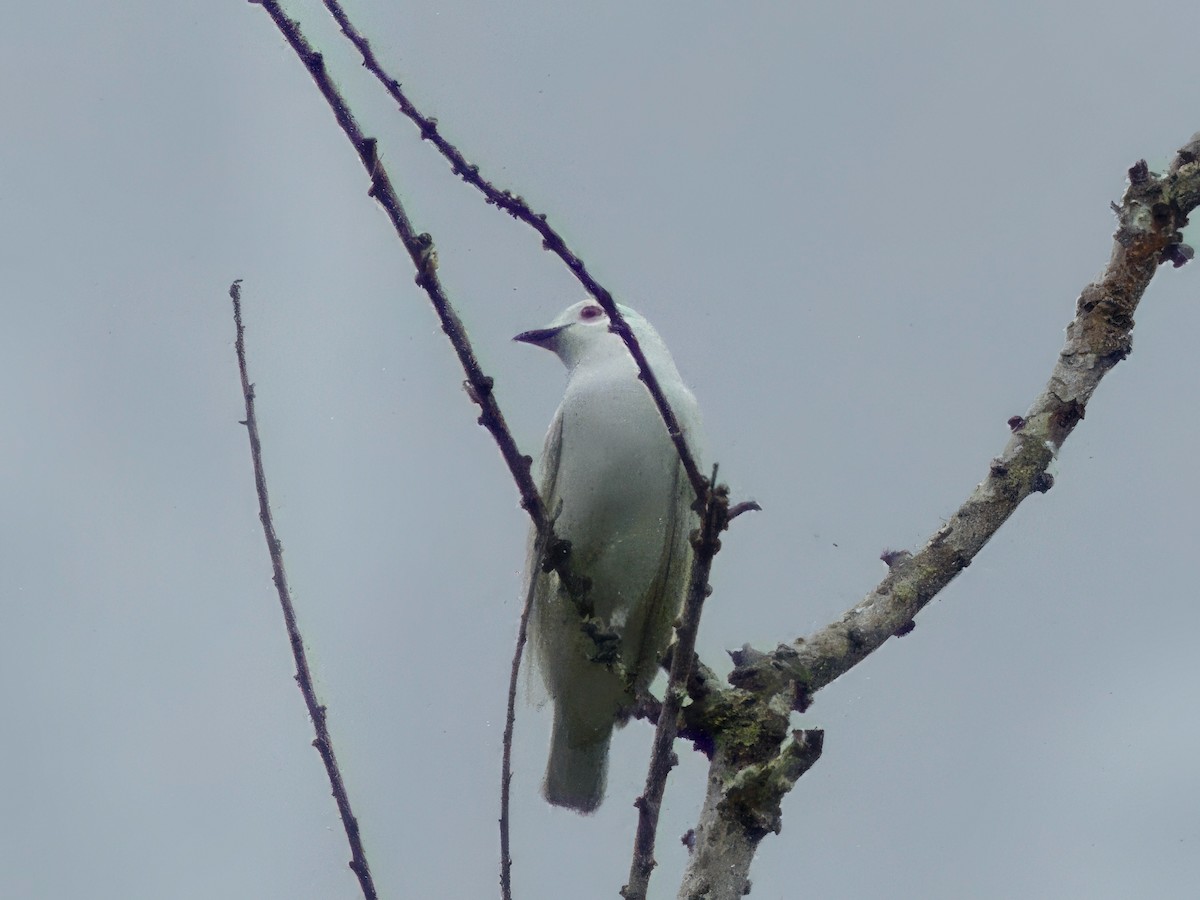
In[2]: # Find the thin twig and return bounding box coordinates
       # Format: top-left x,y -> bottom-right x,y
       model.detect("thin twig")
318,0 -> 708,503
242,8 -> 590,896
229,280 -> 378,900
247,8 -> 763,896
621,475 -> 729,900
500,520 -> 552,900
249,0 -> 549,533
250,0 -> 599,605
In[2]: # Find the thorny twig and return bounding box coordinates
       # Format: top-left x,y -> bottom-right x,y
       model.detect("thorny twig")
229,280 -> 378,900
318,0 -> 709,503
622,475 -> 730,900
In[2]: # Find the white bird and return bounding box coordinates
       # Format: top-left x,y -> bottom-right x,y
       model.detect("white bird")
515,299 -> 703,813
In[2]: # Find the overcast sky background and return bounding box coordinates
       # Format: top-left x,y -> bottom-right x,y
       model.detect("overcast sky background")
2,2 -> 1198,898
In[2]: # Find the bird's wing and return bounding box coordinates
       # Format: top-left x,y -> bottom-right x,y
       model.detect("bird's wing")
626,383 -> 703,691
523,406 -> 564,586
624,454 -> 693,692
522,407 -> 564,706
524,409 -> 564,626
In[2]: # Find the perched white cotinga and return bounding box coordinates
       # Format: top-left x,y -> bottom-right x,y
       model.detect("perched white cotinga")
515,300 -> 703,813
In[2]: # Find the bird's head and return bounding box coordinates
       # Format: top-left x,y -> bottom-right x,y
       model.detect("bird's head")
514,300 -> 658,373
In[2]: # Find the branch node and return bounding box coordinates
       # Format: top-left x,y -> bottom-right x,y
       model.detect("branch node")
1031,472 -> 1055,494
1162,242 -> 1194,268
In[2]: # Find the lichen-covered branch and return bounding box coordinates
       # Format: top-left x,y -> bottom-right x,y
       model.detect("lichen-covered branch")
622,482 -> 729,900
677,135 -> 1198,897
679,729 -> 824,900
728,135 -> 1199,716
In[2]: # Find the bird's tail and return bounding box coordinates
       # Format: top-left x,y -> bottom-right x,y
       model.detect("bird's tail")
543,708 -> 613,814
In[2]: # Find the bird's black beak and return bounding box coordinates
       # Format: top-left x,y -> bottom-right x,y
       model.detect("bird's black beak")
513,325 -> 566,348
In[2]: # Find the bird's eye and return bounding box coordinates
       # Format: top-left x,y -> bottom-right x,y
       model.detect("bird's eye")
579,304 -> 604,321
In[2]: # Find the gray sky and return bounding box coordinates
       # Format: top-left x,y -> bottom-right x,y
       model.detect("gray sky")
2,2 -> 1198,898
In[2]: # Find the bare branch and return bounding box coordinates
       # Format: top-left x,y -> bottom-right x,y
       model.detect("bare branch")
242,8 -> 597,894
675,136 -> 1199,894
316,0 -> 708,502
264,19 -> 743,877
678,730 -> 824,900
249,1 -> 618,610
721,135 -> 1200,716
248,0 -> 550,533
229,280 -> 378,900
500,523 -> 552,900
622,478 -> 729,900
